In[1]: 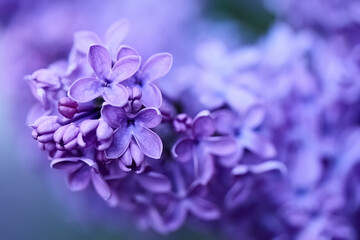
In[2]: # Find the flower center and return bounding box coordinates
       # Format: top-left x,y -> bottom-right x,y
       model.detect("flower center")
102,78 -> 112,88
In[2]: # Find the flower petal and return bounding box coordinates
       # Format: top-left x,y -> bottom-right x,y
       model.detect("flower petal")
197,151 -> 215,185
50,157 -> 82,171
140,83 -> 162,108
141,52 -> 173,82
137,172 -> 171,193
212,109 -> 237,135
132,126 -> 163,159
203,136 -> 237,156
101,104 -> 128,129
88,45 -> 112,79
249,161 -> 287,175
242,104 -> 266,130
103,84 -> 129,107
111,55 -> 141,83
117,45 -> 139,60
241,130 -> 277,159
105,126 -> 132,159
129,141 -> 144,166
165,202 -> 187,232
96,120 -> 113,141
67,166 -> 91,191
186,197 -> 220,220
73,30 -> 102,54
135,107 -> 162,128
225,180 -> 251,209
192,110 -> 215,138
104,19 -> 130,57
68,77 -> 103,103
91,170 -> 111,200
226,87 -> 258,113
172,138 -> 194,162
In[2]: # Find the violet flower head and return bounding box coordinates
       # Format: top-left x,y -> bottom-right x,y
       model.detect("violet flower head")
23,11 -> 360,239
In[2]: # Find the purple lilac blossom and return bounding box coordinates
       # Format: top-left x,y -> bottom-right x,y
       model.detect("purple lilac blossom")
26,19 -> 283,238
20,3 -> 360,240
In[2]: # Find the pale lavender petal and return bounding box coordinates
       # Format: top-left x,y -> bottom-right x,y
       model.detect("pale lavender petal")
73,31 -> 102,54
104,19 -> 130,57
241,131 -> 277,159
218,147 -> 244,167
68,77 -> 103,103
141,53 -> 173,82
105,127 -> 132,159
103,84 -> 129,107
88,45 -> 112,79
135,107 -> 162,128
212,109 -> 237,135
129,141 -> 144,166
111,55 -> 141,83
79,119 -> 99,135
226,87 -> 258,113
117,45 -> 139,60
242,104 -> 266,130
67,166 -> 91,191
249,161 -> 287,175
91,170 -> 111,200
96,120 -> 113,141
172,138 -> 194,162
137,172 -> 171,193
140,83 -> 162,108
120,147 -> 132,167
192,111 -> 215,138
63,124 -> 79,143
132,126 -> 163,159
50,158 -> 82,171
186,197 -> 220,220
101,104 -> 128,129
203,136 -> 237,156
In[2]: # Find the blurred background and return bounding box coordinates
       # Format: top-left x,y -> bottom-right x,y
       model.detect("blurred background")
0,0 -> 273,239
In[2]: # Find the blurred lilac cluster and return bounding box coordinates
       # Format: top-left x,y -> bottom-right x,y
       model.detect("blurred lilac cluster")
5,0 -> 359,239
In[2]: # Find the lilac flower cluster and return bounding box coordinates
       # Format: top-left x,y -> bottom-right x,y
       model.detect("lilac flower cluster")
25,7 -> 360,240
27,20 -> 280,235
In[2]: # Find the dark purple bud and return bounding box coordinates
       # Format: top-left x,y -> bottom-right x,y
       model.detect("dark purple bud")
173,113 -> 192,132
58,97 -> 79,119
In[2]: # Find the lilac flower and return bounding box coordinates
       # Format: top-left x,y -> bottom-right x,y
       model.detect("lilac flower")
124,51 -> 173,108
165,169 -> 221,231
172,110 -> 237,183
212,106 -> 276,166
101,104 -> 163,159
51,157 -> 111,200
190,39 -> 260,112
225,161 -> 286,209
69,45 -> 141,106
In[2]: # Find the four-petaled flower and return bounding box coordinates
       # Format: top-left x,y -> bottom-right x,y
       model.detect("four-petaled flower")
172,110 -> 237,183
119,46 -> 172,108
69,45 -> 141,106
101,104 -> 163,159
